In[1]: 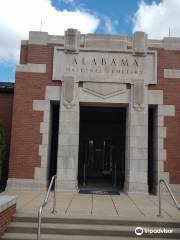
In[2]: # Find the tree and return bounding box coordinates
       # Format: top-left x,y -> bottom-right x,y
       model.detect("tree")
0,122 -> 6,180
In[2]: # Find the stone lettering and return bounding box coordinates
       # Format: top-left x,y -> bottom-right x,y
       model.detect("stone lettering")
102,58 -> 107,66
111,59 -> 117,66
121,59 -> 128,67
91,58 -> 97,66
133,59 -> 138,67
82,57 -> 86,65
72,57 -> 78,65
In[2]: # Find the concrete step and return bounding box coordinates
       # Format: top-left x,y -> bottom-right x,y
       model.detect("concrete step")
12,214 -> 180,228
3,214 -> 180,239
5,222 -> 180,239
3,233 -> 174,240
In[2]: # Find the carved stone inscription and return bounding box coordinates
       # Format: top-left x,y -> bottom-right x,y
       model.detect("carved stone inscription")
67,55 -> 141,75
133,79 -> 145,111
53,49 -> 156,84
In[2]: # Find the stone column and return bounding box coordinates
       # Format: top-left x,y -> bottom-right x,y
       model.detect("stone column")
124,81 -> 149,193
56,77 -> 79,191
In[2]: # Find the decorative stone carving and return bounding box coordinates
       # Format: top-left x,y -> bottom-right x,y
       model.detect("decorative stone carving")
83,82 -> 127,99
52,48 -> 157,85
62,76 -> 75,108
64,29 -> 80,53
133,31 -> 148,55
133,79 -> 145,111
84,34 -> 129,50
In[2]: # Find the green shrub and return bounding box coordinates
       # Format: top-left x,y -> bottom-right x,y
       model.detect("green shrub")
0,122 -> 6,180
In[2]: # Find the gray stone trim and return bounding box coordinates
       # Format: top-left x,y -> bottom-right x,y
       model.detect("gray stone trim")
40,122 -> 49,134
16,64 -> 46,73
21,40 -> 28,46
148,91 -> 175,190
164,37 -> 180,50
34,86 -> 61,182
134,97 -> 174,193
164,69 -> 180,79
79,84 -> 130,104
133,31 -> 148,55
36,119 -> 50,176
33,100 -> 50,111
158,105 -> 175,117
34,167 -> 48,181
38,144 -> 49,157
149,107 -> 170,191
21,30 -> 180,52
148,40 -> 163,48
124,86 -> 149,194
82,82 -> 127,99
155,104 -> 175,186
156,108 -> 168,183
148,90 -> 163,104
45,86 -> 61,100
29,31 -> 48,45
48,35 -> 64,44
57,82 -> 79,191
84,34 -> 130,51
6,179 -> 47,191
0,195 -> 16,213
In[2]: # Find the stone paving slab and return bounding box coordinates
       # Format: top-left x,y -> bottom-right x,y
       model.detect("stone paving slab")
66,193 -> 92,215
3,233 -> 176,240
92,195 -> 117,217
0,190 -> 180,221
111,194 -> 144,217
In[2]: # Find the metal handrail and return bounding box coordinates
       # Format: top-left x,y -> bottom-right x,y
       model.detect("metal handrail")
158,179 -> 180,217
37,175 -> 57,240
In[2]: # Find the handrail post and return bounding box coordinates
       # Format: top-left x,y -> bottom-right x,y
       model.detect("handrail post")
37,207 -> 42,240
158,179 -> 162,217
158,178 -> 180,217
52,176 -> 57,214
37,175 -> 57,240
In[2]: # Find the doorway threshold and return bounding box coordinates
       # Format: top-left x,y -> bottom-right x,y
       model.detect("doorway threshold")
79,189 -> 120,195
79,184 -> 122,192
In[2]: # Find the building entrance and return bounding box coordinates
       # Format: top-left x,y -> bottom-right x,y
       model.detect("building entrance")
78,106 -> 126,190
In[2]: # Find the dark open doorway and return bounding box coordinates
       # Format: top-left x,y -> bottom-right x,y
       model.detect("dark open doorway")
78,106 -> 126,190
48,102 -> 60,187
148,106 -> 157,194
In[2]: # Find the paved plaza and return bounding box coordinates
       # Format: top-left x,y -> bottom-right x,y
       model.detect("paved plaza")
1,190 -> 180,221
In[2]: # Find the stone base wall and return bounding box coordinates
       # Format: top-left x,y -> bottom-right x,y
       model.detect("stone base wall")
0,205 -> 16,237
0,196 -> 16,237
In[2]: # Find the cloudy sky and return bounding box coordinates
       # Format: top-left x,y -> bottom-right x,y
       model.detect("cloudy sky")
0,0 -> 180,82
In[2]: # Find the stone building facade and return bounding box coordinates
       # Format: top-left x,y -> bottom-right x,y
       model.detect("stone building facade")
3,29 -> 180,194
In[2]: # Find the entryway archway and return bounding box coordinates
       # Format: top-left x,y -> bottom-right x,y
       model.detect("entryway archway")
78,106 -> 126,190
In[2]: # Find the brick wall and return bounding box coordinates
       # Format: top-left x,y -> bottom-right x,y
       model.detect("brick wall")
149,48 -> 180,184
8,43 -> 61,179
0,204 -> 16,237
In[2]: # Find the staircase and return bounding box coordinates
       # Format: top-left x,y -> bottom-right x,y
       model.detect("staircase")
2,214 -> 180,240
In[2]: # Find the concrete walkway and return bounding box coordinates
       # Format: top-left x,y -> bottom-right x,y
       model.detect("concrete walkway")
1,190 -> 180,221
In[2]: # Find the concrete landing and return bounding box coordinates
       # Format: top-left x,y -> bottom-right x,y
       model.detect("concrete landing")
1,190 -> 180,221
